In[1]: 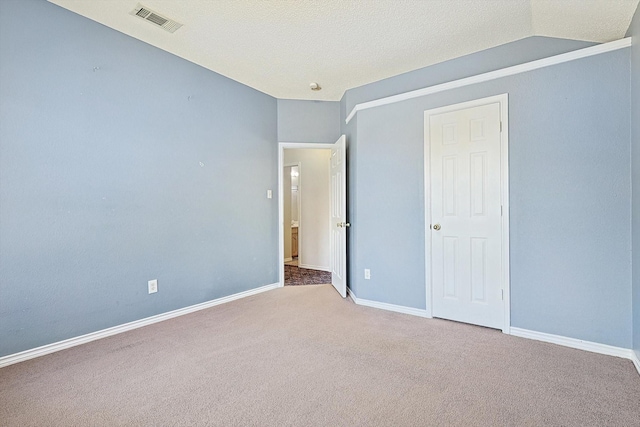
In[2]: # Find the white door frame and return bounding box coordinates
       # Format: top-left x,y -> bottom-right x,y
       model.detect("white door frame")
423,94 -> 511,333
278,142 -> 335,288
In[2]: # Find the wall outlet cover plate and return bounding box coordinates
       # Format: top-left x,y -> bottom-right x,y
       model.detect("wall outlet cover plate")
148,279 -> 158,294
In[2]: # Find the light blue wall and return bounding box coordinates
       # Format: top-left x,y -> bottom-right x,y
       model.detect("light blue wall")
1,0 -> 635,357
628,3 -> 640,359
277,99 -> 341,143
346,45 -> 631,347
0,0 -> 278,356
340,36 -> 597,300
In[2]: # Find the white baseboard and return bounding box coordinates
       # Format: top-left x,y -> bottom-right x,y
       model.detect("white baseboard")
0,283 -> 280,369
298,263 -> 331,272
348,288 -> 429,318
284,257 -> 293,263
346,292 -> 640,377
631,350 -> 640,377
510,327 -> 639,375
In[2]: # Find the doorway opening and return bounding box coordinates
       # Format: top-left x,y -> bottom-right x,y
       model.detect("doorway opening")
278,137 -> 348,297
281,149 -> 331,287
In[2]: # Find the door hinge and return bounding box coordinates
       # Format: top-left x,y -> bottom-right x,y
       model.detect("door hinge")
499,121 -> 503,132
501,289 -> 504,300
501,205 -> 503,216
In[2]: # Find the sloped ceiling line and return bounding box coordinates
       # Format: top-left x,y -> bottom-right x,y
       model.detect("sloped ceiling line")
48,0 -> 640,101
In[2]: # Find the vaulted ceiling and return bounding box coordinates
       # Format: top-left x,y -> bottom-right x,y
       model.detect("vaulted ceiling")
48,0 -> 639,101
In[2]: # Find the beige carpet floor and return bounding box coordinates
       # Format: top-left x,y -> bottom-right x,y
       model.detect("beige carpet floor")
1,285 -> 639,426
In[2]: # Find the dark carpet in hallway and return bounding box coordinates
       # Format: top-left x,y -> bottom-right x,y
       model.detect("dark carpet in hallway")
284,264 -> 331,286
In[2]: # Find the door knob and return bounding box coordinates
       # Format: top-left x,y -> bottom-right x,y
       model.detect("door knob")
433,223 -> 441,231
337,222 -> 351,228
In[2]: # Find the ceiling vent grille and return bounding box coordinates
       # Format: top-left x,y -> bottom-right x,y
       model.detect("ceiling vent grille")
130,4 -> 182,33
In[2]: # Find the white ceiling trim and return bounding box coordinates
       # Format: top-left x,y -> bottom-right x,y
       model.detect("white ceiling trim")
345,37 -> 632,124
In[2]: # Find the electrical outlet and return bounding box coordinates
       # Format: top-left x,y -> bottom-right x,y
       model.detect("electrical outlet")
364,269 -> 371,280
148,279 -> 158,294
267,189 -> 273,199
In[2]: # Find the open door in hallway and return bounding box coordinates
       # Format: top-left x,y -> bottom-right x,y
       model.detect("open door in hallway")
330,135 -> 347,298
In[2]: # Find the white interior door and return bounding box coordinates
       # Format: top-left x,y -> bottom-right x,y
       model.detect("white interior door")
330,135 -> 347,298
430,102 -> 503,329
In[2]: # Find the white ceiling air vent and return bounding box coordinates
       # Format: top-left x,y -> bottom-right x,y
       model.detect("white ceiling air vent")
130,4 -> 182,33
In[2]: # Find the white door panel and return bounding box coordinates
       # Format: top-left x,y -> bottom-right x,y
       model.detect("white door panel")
330,135 -> 347,298
430,102 -> 503,329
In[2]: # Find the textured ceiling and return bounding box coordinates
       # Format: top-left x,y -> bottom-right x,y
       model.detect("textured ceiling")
48,0 -> 639,101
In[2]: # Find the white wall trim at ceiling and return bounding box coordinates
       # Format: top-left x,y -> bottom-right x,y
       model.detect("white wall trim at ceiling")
345,37 -> 631,124
0,282 -> 280,369
348,288 -> 430,318
510,327 -> 639,375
